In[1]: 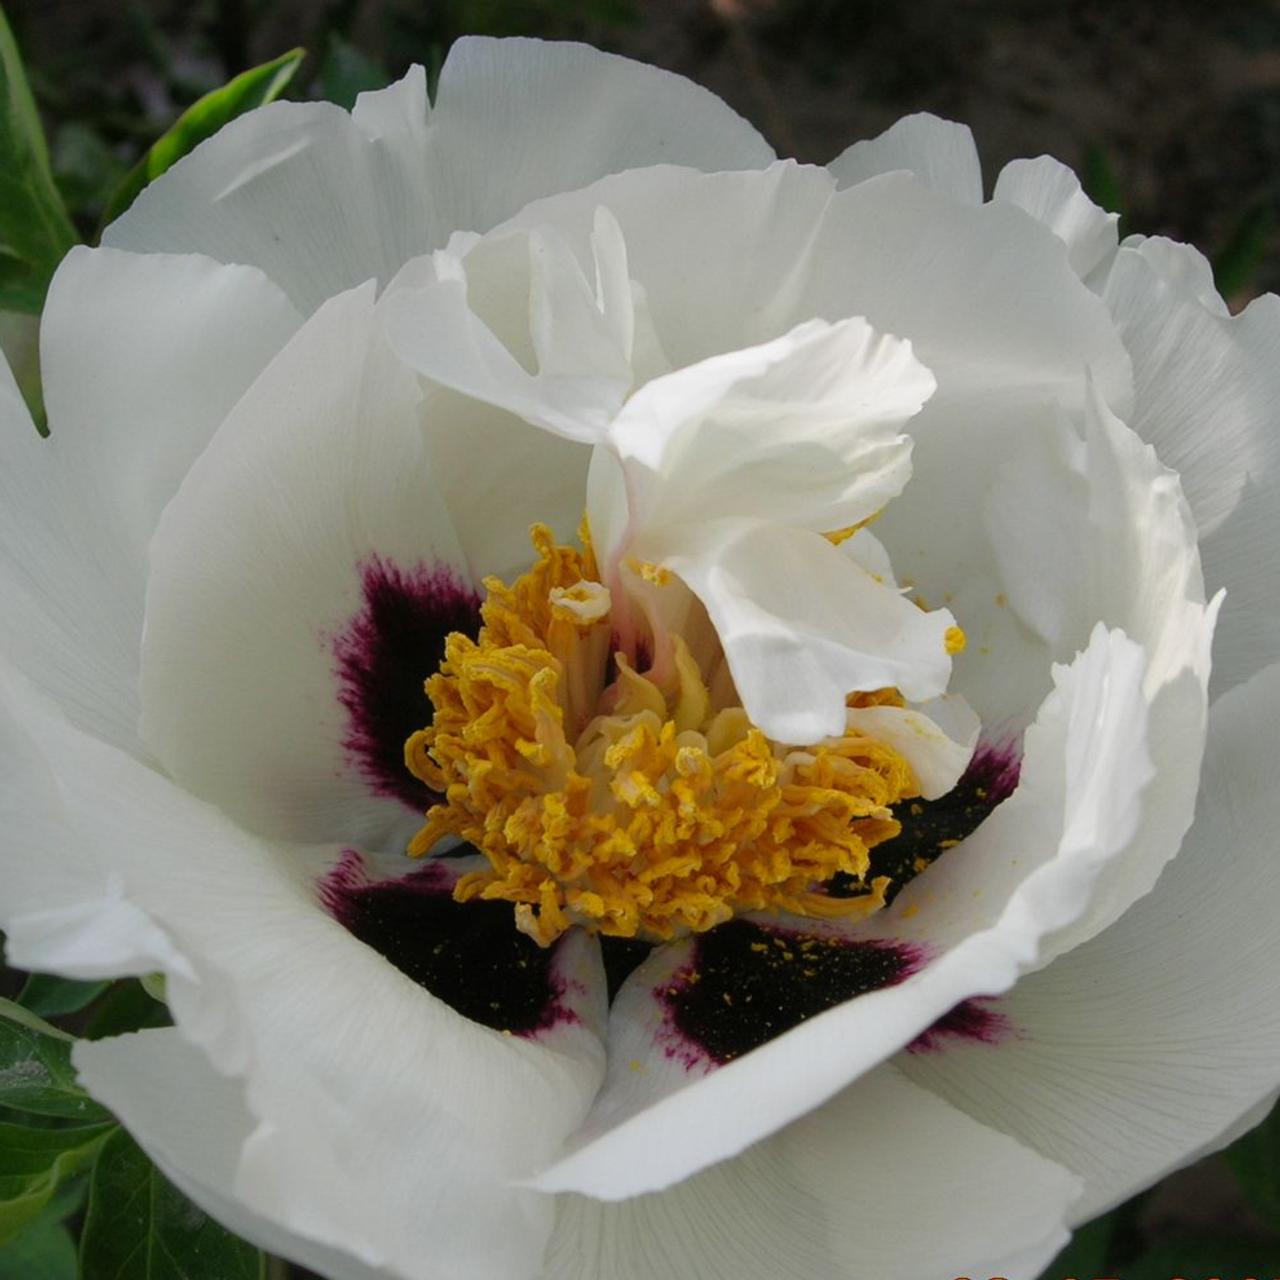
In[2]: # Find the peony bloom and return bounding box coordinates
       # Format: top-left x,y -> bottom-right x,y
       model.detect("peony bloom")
3,34 -> 1280,1279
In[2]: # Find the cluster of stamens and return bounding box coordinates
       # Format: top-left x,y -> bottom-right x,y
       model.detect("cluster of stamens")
405,527 -> 922,946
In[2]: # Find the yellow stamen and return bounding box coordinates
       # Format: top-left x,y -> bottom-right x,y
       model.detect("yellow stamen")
824,510 -> 882,546
625,556 -> 673,586
945,625 -> 967,655
406,528 -> 924,946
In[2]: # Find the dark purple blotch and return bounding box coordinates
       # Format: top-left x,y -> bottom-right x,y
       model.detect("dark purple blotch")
658,919 -> 925,1066
332,556 -> 481,810
828,740 -> 1023,906
319,850 -> 576,1037
907,996 -> 1015,1054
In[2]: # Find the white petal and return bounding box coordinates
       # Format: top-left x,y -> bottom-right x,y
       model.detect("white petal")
903,661 -> 1280,1222
606,315 -> 931,540
532,627 -> 1159,1198
983,383 -> 1218,958
351,62 -> 430,140
1035,601 -> 1217,966
105,40 -> 773,315
43,248 -> 304,570
498,160 -> 1129,411
1099,242 -> 1280,693
75,1031 -> 402,1280
531,210 -> 635,389
140,282 -> 470,848
659,519 -> 957,743
844,696 -> 978,800
3,881 -> 185,984
992,155 -> 1119,278
496,162 -> 840,372
0,247 -> 300,756
383,217 -> 635,445
104,99 -> 421,315
424,37 -> 774,233
542,1066 -> 1077,1280
420,384 -> 591,583
0,642 -> 193,987
828,113 -> 983,205
1121,232 -> 1229,315
986,381 -> 1206,682
1,663 -> 603,1280
839,525 -> 897,583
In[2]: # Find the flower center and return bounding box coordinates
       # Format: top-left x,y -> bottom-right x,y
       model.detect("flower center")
405,526 -> 931,946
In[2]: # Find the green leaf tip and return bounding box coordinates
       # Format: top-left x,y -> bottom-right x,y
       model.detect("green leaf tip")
99,47 -> 306,233
0,2 -> 79,313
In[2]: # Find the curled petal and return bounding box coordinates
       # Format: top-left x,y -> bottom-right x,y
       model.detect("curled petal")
829,113 -> 983,205
992,156 -> 1119,279
658,519 -> 956,743
605,313 -> 932,542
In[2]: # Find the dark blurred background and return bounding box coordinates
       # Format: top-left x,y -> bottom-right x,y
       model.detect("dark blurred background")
4,1 -> 1280,1274
9,0 -> 1280,303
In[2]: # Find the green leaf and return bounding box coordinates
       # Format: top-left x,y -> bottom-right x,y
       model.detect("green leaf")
0,254 -> 46,313
99,47 -> 306,231
80,1129 -> 265,1280
0,1204 -> 77,1280
0,4 -> 78,313
17,974 -> 111,1019
0,1010 -> 111,1122
1226,1095 -> 1280,1223
0,1175 -> 84,1278
81,980 -> 171,1042
1213,198 -> 1275,302
1082,142 -> 1125,221
319,33 -> 387,110
0,998 -> 71,1042
0,1120 -> 114,1244
1122,1235 -> 1280,1279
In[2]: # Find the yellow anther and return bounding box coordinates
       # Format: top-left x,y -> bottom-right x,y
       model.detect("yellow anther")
824,511 -> 881,546
406,528 -> 926,946
549,579 -> 612,625
625,556 -> 673,586
945,625 -> 967,655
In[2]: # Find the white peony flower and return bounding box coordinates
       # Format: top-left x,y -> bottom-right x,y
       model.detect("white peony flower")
2,36 -> 1280,1280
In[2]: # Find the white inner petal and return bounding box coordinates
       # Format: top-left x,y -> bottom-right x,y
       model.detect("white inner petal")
603,314 -> 930,543
656,519 -> 956,743
384,211 -> 640,443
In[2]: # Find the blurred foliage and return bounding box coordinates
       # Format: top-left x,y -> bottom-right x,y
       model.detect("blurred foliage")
0,6 -> 77,312
4,0 -> 1279,299
1228,1097 -> 1280,1225
0,974 -> 256,1278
